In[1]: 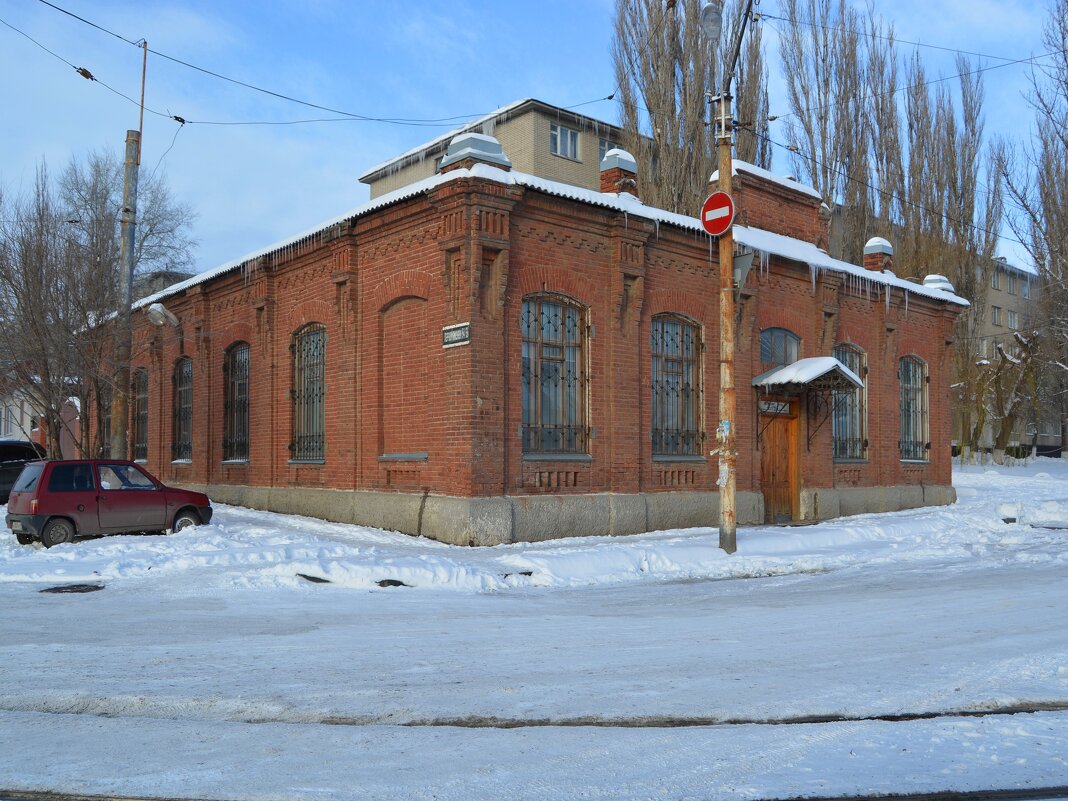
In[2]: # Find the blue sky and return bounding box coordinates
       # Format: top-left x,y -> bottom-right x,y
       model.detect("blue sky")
0,0 -> 1051,271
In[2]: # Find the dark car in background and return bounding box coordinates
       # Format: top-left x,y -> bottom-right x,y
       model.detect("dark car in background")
0,440 -> 46,505
5,459 -> 212,547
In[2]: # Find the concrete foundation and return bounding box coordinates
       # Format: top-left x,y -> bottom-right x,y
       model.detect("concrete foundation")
800,484 -> 956,522
184,482 -> 955,546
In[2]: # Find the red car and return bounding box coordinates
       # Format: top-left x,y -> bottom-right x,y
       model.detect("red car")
5,460 -> 212,548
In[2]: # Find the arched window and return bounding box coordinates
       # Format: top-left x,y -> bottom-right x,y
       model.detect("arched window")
760,327 -> 800,367
291,324 -> 326,462
223,342 -> 250,462
521,294 -> 588,454
172,358 -> 193,461
832,344 -> 867,460
651,314 -> 702,456
133,369 -> 148,461
899,356 -> 928,461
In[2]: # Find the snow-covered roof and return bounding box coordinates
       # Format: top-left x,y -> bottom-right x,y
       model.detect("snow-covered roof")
710,160 -> 824,201
138,162 -> 969,313
752,357 -> 864,391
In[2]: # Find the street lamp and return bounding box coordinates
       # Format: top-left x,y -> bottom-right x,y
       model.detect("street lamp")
703,0 -> 755,554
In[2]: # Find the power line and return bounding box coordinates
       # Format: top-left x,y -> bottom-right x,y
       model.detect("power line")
750,125 -> 1029,251
27,0 -> 619,130
0,13 -> 179,124
761,9 -> 1039,64
761,14 -> 1058,124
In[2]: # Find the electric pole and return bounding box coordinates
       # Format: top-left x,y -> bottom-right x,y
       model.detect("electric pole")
703,0 -> 755,554
110,129 -> 139,459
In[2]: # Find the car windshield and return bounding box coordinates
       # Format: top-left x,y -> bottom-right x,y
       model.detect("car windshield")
98,464 -> 157,490
12,462 -> 44,492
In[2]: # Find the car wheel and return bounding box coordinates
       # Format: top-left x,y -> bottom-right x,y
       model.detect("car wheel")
15,532 -> 35,546
41,519 -> 75,548
172,510 -> 201,533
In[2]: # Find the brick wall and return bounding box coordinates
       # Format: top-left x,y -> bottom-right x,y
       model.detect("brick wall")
115,169 -> 959,524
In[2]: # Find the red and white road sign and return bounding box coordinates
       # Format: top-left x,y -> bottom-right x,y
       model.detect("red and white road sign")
700,191 -> 735,237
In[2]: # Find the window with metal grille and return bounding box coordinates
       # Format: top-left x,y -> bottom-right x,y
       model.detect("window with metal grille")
521,295 -> 588,454
899,356 -> 928,461
223,342 -> 250,462
651,314 -> 702,456
291,324 -> 326,462
172,358 -> 193,461
99,383 -> 112,457
133,369 -> 148,461
760,327 -> 800,367
832,344 -> 867,460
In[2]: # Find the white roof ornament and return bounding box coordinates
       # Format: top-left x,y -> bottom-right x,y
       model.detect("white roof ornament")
439,132 -> 512,170
864,237 -> 893,256
600,148 -> 637,173
923,274 -> 956,294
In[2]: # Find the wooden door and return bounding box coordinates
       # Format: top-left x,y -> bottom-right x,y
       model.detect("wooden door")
760,404 -> 798,524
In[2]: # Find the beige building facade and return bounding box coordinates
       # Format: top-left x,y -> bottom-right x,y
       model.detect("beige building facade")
360,99 -> 622,198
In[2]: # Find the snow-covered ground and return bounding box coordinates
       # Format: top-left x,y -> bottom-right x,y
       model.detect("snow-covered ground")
1,460 -> 1067,800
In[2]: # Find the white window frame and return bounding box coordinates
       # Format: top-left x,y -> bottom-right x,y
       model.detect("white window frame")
991,305 -> 1003,326
550,123 -> 580,161
991,270 -> 1002,290
1007,309 -> 1018,329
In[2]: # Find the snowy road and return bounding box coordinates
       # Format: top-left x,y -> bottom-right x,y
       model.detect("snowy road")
0,461 -> 1067,799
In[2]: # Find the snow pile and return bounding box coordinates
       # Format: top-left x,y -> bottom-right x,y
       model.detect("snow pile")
3,458 -> 1068,592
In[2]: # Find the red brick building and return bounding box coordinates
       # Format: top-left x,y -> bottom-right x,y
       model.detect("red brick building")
122,135 -> 966,545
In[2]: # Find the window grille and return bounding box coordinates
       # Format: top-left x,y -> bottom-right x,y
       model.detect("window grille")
223,343 -> 250,462
291,324 -> 326,462
760,327 -> 800,367
133,369 -> 148,461
172,358 -> 193,460
521,295 -> 588,454
832,344 -> 867,460
899,356 -> 928,461
651,315 -> 702,456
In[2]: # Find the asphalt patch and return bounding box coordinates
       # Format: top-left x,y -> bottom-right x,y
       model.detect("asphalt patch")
39,583 -> 105,594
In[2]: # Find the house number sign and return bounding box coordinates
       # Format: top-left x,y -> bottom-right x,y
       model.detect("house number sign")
442,322 -> 471,348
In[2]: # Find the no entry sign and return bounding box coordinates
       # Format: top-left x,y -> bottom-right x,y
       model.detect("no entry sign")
700,191 -> 735,237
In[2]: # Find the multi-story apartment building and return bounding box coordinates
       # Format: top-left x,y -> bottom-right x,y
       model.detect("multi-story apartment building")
969,256 -> 1059,455
360,98 -> 622,199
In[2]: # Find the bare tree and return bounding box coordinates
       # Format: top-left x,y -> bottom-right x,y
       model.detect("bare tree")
612,0 -> 771,215
778,0 -> 870,262
1001,0 -> 1068,452
0,150 -> 196,456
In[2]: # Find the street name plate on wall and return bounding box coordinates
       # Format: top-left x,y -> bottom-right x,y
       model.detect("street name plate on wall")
442,322 -> 471,348
759,401 -> 789,415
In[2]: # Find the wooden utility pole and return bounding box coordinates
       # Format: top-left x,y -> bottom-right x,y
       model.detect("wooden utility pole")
703,0 -> 754,554
109,42 -> 146,458
109,129 -> 140,459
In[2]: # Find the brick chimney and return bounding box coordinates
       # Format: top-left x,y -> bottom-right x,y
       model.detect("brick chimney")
600,148 -> 639,197
863,237 -> 894,273
439,132 -> 512,174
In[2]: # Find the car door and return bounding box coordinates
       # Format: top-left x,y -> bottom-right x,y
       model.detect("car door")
44,462 -> 101,535
95,463 -> 168,532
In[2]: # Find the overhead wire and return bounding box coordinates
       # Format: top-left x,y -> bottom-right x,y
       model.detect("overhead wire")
32,0 -> 615,129
745,124 -> 1029,251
